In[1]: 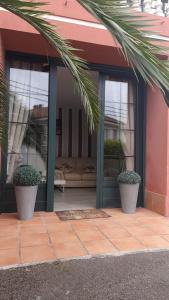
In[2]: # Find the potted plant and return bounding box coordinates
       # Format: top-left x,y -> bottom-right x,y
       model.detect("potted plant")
117,170 -> 141,214
13,165 -> 42,220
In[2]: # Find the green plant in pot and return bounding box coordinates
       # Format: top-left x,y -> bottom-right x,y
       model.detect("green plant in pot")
117,171 -> 141,214
13,165 -> 42,220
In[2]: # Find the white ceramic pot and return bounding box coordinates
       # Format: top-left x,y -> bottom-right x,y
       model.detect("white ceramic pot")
15,186 -> 38,220
119,183 -> 139,214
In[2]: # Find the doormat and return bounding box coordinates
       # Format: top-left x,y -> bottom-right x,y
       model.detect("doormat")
55,209 -> 111,221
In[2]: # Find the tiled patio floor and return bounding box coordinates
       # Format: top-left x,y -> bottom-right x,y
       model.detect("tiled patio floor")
1,208 -> 169,267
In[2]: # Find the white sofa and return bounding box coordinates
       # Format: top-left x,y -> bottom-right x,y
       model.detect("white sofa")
55,158 -> 96,187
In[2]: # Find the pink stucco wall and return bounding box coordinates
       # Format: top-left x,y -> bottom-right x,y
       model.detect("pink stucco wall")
146,87 -> 168,196
145,86 -> 169,215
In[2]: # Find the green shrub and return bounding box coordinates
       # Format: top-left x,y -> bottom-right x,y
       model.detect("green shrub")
104,139 -> 124,157
117,170 -> 141,184
13,165 -> 42,186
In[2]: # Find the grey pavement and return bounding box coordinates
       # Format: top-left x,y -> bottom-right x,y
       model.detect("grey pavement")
1,251 -> 169,300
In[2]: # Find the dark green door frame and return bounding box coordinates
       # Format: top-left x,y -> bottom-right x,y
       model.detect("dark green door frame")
96,71 -> 146,208
0,52 -> 57,213
46,58 -> 57,211
1,52 -> 145,212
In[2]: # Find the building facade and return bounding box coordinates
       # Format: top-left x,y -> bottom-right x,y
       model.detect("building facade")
0,0 -> 169,215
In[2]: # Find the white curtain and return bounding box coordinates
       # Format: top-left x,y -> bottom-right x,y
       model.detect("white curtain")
7,93 -> 29,182
120,80 -> 134,170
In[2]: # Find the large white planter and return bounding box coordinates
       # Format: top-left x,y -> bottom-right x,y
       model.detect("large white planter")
119,183 -> 139,214
15,186 -> 38,220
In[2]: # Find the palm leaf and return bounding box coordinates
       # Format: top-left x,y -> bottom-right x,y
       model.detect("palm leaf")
0,64 -> 8,149
0,0 -> 99,133
78,0 -> 169,94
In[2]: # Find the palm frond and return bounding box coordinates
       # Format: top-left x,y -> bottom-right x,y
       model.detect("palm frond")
0,0 -> 99,132
0,64 -> 8,148
78,0 -> 169,94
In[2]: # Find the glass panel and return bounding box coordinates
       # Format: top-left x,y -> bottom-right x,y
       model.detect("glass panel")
104,78 -> 135,180
7,60 -> 49,183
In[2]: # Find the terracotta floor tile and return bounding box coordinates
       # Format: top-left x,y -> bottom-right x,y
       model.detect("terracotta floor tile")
42,216 -> 61,224
137,217 -> 163,225
0,208 -> 168,268
111,216 -> 138,224
50,230 -> 79,244
75,229 -> 105,242
46,222 -> 72,233
100,227 -> 131,239
0,226 -> 18,238
135,208 -> 160,217
145,224 -> 169,235
0,249 -> 19,266
20,225 -> 47,235
0,236 -> 18,250
111,237 -> 145,251
136,216 -> 163,223
72,224 -> 99,233
89,219 -> 115,228
102,209 -> 123,216
41,212 -> 57,218
113,212 -> 137,218
115,219 -> 141,227
124,225 -> 155,236
83,239 -> 118,255
21,245 -> 55,263
19,219 -> 43,227
70,221 -> 98,231
157,218 -> 169,226
0,213 -> 18,220
0,219 -> 18,226
20,233 -> 50,247
137,236 -> 169,249
54,240 -> 87,258
32,212 -> 43,218
162,235 -> 169,242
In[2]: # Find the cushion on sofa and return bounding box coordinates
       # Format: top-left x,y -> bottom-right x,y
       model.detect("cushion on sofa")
83,165 -> 96,173
81,173 -> 96,180
54,169 -> 64,180
64,173 -> 82,181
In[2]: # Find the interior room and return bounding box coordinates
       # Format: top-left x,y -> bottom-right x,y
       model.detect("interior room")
54,67 -> 99,211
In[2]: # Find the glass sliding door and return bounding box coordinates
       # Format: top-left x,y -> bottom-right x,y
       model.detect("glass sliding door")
1,57 -> 50,212
98,75 -> 137,208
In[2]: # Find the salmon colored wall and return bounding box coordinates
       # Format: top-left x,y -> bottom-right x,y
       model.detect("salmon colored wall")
41,0 -> 98,23
145,86 -> 168,195
21,0 -> 169,38
1,0 -> 169,49
1,30 -> 128,67
165,110 -> 169,215
0,10 -> 115,48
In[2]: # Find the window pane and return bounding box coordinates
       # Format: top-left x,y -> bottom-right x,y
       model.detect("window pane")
104,79 -> 135,179
7,60 -> 49,183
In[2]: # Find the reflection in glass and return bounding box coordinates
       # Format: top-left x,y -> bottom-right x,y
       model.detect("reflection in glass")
104,78 -> 135,179
7,60 -> 49,183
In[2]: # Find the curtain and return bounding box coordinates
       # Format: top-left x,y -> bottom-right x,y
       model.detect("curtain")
7,93 -> 29,182
120,80 -> 134,170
